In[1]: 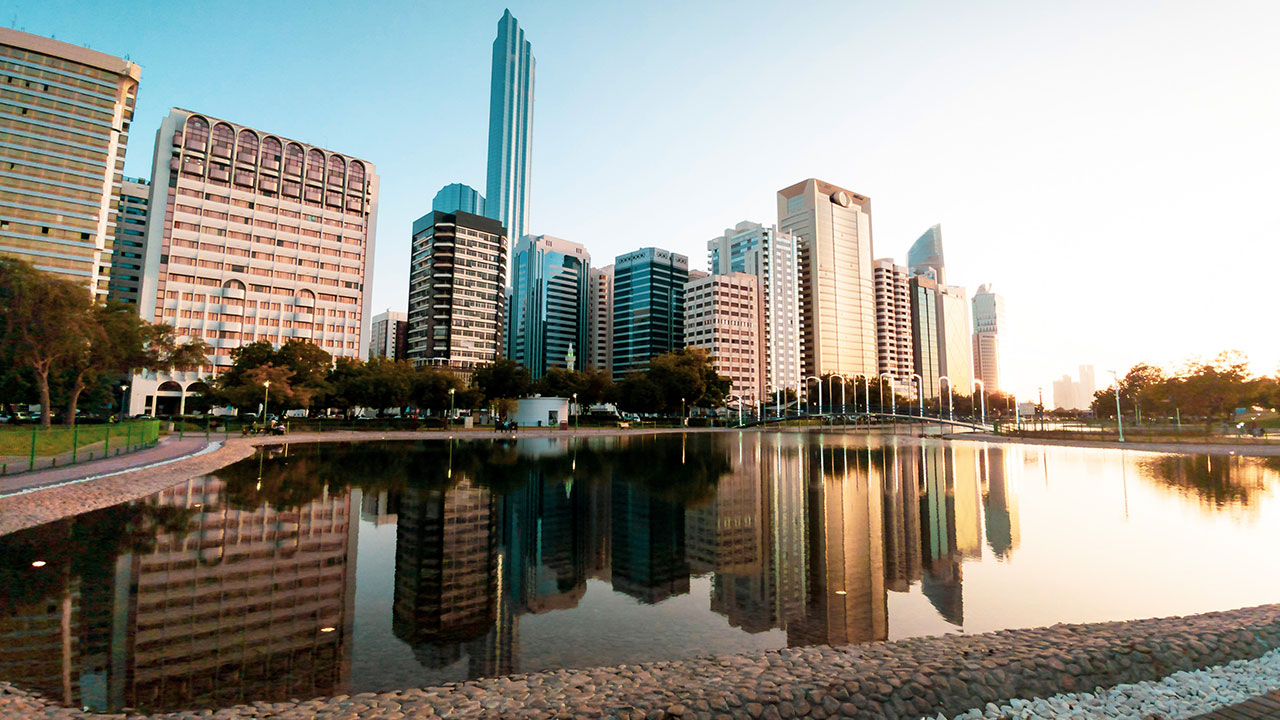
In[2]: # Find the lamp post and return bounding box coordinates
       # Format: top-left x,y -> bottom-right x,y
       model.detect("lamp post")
118,384 -> 128,421
448,387 -> 455,424
262,380 -> 270,422
972,379 -> 986,426
879,373 -> 897,418
573,392 -> 578,432
681,396 -> 686,427
1109,370 -> 1125,442
939,375 -> 954,424
910,373 -> 923,420
804,376 -> 822,419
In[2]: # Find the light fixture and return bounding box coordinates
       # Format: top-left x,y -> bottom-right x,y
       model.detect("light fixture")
31,560 -> 46,568
834,590 -> 847,596
320,626 -> 335,633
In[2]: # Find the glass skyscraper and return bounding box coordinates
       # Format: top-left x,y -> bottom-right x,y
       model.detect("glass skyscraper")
907,224 -> 945,284
486,9 -> 534,282
433,183 -> 485,216
507,235 -> 590,378
611,248 -> 689,380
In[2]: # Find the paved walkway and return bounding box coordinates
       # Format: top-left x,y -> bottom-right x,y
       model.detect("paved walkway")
0,436 -> 214,496
1190,690 -> 1280,719
952,432 -> 1280,457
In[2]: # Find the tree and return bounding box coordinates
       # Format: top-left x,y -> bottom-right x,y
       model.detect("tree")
0,258 -> 90,427
532,367 -> 612,405
472,359 -> 532,404
325,357 -> 365,416
411,367 -> 466,414
612,373 -> 662,414
216,364 -> 312,414
349,357 -> 413,414
276,339 -> 333,404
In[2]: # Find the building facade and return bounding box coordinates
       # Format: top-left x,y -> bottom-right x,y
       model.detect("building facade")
684,272 -> 765,407
0,28 -> 141,298
971,283 -> 1004,392
130,109 -> 379,416
707,221 -> 801,399
370,310 -> 408,360
909,275 -> 940,402
777,179 -> 877,381
907,224 -> 945,284
432,183 -> 485,216
107,177 -> 149,304
406,210 -> 507,369
872,258 -> 914,394
485,9 -> 534,277
938,284 -> 973,399
587,264 -> 613,375
611,247 -> 688,380
507,234 -> 590,378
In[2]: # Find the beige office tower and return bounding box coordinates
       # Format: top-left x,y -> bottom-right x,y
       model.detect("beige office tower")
130,108 -> 378,415
0,28 -> 140,297
684,271 -> 765,407
707,221 -> 802,397
777,179 -> 877,381
938,284 -> 973,397
971,283 -> 1004,392
872,258 -> 913,394
587,264 -> 613,374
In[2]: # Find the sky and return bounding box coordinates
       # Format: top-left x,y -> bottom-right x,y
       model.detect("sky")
11,0 -> 1280,401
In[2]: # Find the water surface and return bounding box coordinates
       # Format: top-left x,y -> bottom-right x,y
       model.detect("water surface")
1,431 -> 1277,713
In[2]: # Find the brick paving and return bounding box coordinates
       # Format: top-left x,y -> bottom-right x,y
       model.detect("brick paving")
1191,690 -> 1280,719
0,435 -> 214,496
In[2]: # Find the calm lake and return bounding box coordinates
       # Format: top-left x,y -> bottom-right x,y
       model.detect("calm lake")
1,431 -> 1278,713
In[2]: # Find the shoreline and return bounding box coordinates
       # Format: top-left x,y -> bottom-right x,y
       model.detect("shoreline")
948,431 -> 1280,457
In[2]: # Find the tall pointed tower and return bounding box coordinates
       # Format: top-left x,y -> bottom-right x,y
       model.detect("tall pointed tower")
485,9 -> 535,285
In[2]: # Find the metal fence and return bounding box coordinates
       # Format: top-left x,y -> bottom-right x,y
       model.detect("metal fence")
0,419 -> 161,475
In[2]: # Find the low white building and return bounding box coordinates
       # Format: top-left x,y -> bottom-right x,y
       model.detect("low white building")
511,396 -> 570,428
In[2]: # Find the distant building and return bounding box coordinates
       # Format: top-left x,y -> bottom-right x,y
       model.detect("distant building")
587,265 -> 613,375
685,272 -> 764,406
432,183 -> 485,216
486,9 -> 535,281
907,224 -> 945,284
971,284 -> 1004,393
872,259 -> 914,395
507,235 -> 590,378
1052,365 -> 1096,410
0,28 -> 141,298
407,210 -> 507,369
107,178 -> 150,305
938,284 -> 973,398
370,310 -> 408,360
130,109 -> 378,416
1078,365 -> 1096,402
611,247 -> 689,380
777,179 -> 877,380
708,221 -> 801,398
909,275 -> 941,401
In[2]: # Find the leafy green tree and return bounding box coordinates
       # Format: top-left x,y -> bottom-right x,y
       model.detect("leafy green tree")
325,357 -> 365,416
411,366 -> 466,414
0,258 -> 90,427
276,339 -> 333,404
612,372 -> 662,414
532,367 -> 612,405
472,359 -> 532,403
216,364 -> 312,415
350,356 -> 413,413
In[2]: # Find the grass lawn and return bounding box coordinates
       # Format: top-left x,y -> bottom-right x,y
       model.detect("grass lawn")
0,420 -> 159,457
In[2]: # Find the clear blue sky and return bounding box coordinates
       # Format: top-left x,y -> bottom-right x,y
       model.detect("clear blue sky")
12,0 -> 1280,399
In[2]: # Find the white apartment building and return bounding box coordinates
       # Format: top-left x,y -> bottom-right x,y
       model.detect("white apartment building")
684,272 -> 764,407
872,259 -> 914,395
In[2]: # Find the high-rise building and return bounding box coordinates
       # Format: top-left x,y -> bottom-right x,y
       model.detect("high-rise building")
587,265 -> 613,375
107,177 -> 150,304
370,310 -> 408,360
432,183 -> 486,216
777,179 -> 877,380
611,248 -> 689,380
0,28 -> 141,298
130,109 -> 379,416
507,234 -> 590,378
909,275 -> 941,401
407,210 -> 507,369
971,284 -> 1005,393
684,272 -> 765,406
1078,364 -> 1096,402
907,224 -> 945,284
708,221 -> 802,398
872,258 -> 914,394
938,284 -> 973,398
485,9 -> 534,281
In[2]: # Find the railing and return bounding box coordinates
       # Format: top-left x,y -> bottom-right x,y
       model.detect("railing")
0,420 -> 161,475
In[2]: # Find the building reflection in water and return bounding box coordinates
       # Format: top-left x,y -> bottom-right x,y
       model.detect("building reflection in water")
0,433 -> 1052,709
0,464 -> 358,714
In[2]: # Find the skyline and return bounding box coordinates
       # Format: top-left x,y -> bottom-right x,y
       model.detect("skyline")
7,1 -> 1280,398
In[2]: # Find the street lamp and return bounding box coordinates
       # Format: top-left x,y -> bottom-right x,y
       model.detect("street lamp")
939,375 -> 954,423
879,373 -> 897,418
262,380 -> 270,422
972,379 -> 986,426
448,387 -> 455,424
1108,370 -> 1125,442
910,373 -> 924,420
804,376 -> 822,418
118,384 -> 128,421
681,396 -> 685,427
572,392 -> 578,432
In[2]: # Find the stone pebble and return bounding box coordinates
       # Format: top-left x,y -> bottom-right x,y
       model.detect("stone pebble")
1,603 -> 1279,719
